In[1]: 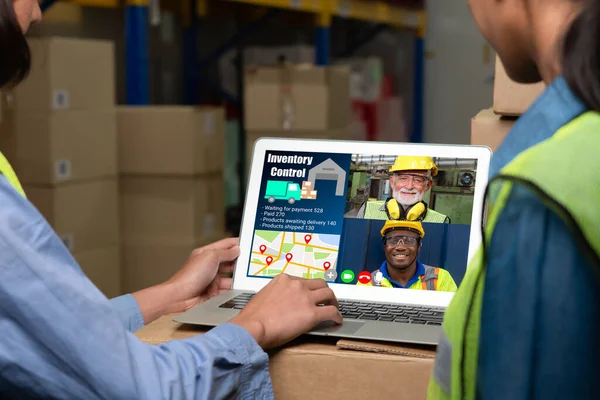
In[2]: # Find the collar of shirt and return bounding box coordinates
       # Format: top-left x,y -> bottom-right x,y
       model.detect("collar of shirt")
379,260 -> 426,288
489,75 -> 588,178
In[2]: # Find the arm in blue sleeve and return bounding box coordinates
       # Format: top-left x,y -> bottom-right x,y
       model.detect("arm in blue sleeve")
0,177 -> 274,400
110,294 -> 145,332
476,186 -> 600,400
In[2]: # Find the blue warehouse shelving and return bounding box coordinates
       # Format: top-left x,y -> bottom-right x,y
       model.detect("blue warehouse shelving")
40,0 -> 427,223
40,0 -> 426,143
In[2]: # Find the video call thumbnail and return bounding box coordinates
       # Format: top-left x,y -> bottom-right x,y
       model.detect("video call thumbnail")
247,151 -> 479,293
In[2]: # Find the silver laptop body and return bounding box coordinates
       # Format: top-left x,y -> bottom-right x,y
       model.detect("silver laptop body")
174,139 -> 492,346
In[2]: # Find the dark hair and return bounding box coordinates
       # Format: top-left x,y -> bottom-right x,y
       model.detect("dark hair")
0,0 -> 30,88
562,0 -> 600,111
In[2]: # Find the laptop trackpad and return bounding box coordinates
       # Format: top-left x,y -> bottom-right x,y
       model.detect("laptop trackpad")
310,320 -> 365,335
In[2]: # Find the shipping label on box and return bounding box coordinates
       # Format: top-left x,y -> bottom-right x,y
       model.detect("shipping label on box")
1,109 -> 117,185
7,37 -> 115,111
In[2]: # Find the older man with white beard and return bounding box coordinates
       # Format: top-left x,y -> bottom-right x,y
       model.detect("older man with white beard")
356,156 -> 450,223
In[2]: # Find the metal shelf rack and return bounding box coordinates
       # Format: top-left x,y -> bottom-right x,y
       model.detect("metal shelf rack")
40,0 -> 427,231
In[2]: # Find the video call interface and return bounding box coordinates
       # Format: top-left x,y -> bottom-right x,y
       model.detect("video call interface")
246,150 -> 479,292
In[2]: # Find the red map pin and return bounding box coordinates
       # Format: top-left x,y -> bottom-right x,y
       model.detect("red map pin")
266,256 -> 273,266
323,262 -> 331,271
286,253 -> 293,262
304,235 -> 312,244
259,245 -> 267,254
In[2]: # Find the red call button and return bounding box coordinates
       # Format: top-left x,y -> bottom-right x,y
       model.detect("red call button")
357,271 -> 372,285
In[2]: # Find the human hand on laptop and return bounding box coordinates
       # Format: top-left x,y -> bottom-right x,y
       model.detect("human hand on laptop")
229,274 -> 343,349
132,237 -> 239,324
166,237 -> 240,310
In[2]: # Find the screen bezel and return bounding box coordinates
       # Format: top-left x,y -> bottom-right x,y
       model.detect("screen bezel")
232,137 -> 492,308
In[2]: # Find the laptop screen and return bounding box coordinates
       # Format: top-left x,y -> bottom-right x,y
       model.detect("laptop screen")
245,149 -> 480,292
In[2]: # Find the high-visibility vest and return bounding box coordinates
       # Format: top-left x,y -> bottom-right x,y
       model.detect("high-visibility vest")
427,111 -> 600,399
364,200 -> 450,223
357,264 -> 441,290
0,151 -> 26,198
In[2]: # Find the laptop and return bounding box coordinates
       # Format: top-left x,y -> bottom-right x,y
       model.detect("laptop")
174,138 -> 492,346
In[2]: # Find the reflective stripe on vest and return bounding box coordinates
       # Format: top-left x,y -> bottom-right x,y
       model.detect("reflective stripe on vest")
422,266 -> 440,290
363,200 -> 449,223
370,264 -> 439,290
427,111 -> 600,399
432,329 -> 452,395
0,151 -> 26,198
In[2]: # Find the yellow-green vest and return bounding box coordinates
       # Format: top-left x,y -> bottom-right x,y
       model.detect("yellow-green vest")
427,111 -> 600,399
358,264 -> 440,289
0,151 -> 26,198
356,265 -> 457,292
364,200 -> 450,223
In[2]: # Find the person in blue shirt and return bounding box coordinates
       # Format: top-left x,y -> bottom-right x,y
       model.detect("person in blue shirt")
0,1 -> 342,398
427,0 -> 600,398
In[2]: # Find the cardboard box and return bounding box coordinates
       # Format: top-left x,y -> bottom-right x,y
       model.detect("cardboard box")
120,175 -> 225,244
122,241 -> 195,293
220,45 -> 315,98
5,37 -> 115,111
118,106 -> 225,175
122,233 -> 230,293
24,178 -> 119,253
471,108 -> 517,152
244,65 -> 351,131
0,110 -> 117,185
135,315 -> 436,400
493,56 -> 545,116
73,245 -> 121,299
245,127 -> 354,170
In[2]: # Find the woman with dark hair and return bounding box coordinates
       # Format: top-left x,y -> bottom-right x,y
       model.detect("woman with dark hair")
0,0 -> 37,88
428,0 -> 600,399
0,1 -> 341,398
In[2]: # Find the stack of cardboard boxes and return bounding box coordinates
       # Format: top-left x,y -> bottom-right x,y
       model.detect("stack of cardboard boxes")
471,56 -> 546,150
118,106 -> 228,293
244,64 -> 355,171
0,37 -> 120,298
220,45 -> 315,99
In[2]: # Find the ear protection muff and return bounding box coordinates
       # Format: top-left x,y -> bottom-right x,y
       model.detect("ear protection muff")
384,198 -> 428,221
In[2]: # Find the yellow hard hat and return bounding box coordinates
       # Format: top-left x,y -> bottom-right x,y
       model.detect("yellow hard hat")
380,220 -> 425,238
389,156 -> 438,176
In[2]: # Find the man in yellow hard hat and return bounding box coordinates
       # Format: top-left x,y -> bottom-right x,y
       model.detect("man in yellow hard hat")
357,156 -> 450,223
357,220 -> 457,292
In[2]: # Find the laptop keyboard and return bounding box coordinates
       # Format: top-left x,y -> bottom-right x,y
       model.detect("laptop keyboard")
219,293 -> 445,325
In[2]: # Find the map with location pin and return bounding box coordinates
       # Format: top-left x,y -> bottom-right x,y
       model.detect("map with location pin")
247,150 -> 351,282
249,230 -> 340,279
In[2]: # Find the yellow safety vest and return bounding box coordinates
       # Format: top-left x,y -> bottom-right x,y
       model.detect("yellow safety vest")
0,151 -> 26,198
357,265 -> 457,291
427,111 -> 600,399
364,200 -> 449,223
